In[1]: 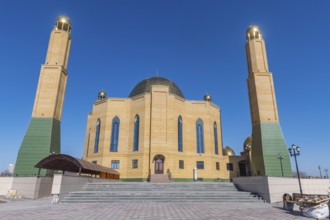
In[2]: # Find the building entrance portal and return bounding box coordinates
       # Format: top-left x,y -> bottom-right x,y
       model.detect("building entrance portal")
154,155 -> 165,174
238,160 -> 247,176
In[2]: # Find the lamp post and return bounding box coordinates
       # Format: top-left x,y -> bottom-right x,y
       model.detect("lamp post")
288,144 -> 303,195
277,153 -> 284,177
318,165 -> 322,179
324,168 -> 328,179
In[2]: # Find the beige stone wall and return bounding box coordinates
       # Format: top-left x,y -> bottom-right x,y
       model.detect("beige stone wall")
83,99 -> 108,166
52,174 -> 119,200
247,73 -> 278,124
228,156 -> 243,178
234,176 -> 330,203
246,37 -> 279,125
45,30 -> 71,69
0,177 -> 13,195
32,66 -> 68,121
11,176 -> 53,199
83,85 -> 238,181
246,40 -> 269,74
32,29 -> 71,121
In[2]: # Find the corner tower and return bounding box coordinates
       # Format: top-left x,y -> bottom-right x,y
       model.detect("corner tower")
245,25 -> 292,177
14,16 -> 72,176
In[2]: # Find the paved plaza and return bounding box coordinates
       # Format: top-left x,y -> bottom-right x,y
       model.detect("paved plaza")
0,197 -> 310,220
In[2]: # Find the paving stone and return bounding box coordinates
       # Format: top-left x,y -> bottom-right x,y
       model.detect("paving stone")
0,197 -> 309,219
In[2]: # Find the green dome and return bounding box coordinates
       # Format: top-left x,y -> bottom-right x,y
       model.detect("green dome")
129,77 -> 184,98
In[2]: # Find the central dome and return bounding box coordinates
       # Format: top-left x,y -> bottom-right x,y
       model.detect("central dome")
129,77 -> 185,98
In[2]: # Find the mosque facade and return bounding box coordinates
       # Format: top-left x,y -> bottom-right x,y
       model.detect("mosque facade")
14,16 -> 292,181
82,77 -> 238,181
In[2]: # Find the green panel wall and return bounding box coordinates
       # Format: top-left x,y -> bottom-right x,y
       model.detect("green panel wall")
251,122 -> 292,177
14,118 -> 60,176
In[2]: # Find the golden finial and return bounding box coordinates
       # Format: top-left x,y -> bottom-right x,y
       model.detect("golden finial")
97,90 -> 107,100
55,15 -> 72,33
246,25 -> 262,41
204,93 -> 212,102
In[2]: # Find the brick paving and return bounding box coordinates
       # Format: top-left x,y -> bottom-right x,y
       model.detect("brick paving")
0,198 -> 309,219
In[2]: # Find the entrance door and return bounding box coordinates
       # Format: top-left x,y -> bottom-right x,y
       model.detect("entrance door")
238,160 -> 247,176
155,158 -> 164,174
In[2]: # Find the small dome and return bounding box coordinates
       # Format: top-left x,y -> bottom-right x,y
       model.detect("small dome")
223,146 -> 235,156
246,25 -> 262,41
129,77 -> 184,98
243,136 -> 252,151
57,16 -> 71,25
55,16 -> 72,32
204,93 -> 212,102
97,90 -> 107,100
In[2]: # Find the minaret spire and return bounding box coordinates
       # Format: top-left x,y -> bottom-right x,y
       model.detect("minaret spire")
32,16 -> 72,121
245,25 -> 292,177
246,25 -> 278,124
14,16 -> 72,176
45,16 -> 72,68
246,25 -> 269,74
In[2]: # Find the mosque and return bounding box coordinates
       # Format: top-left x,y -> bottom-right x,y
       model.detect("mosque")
82,77 -> 234,182
14,16 -> 292,182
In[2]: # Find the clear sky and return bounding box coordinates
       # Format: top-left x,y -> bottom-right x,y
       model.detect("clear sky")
0,1 -> 329,177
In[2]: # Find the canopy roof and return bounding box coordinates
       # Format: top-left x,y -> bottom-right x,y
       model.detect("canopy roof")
35,154 -> 119,177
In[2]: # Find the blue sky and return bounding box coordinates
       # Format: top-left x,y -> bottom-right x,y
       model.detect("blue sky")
0,1 -> 329,176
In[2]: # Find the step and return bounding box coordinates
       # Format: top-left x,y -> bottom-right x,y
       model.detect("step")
61,182 -> 262,204
62,199 -> 263,203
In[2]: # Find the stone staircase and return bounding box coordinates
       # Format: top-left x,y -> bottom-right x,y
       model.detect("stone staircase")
149,174 -> 171,183
61,182 -> 263,203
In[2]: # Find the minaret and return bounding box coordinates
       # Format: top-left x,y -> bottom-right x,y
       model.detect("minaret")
14,16 -> 72,176
245,25 -> 292,177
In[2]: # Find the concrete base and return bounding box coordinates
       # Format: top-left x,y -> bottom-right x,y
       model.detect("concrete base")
10,176 -> 53,199
1,175 -> 119,200
52,174 -> 119,201
233,176 -> 330,203
0,177 -> 14,195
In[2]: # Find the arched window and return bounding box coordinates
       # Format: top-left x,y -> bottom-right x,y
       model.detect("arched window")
133,115 -> 140,151
214,122 -> 219,155
94,119 -> 101,153
178,116 -> 183,152
196,118 -> 204,153
110,116 -> 120,152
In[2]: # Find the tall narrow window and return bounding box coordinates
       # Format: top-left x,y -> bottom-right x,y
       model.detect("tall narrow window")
110,116 -> 120,152
214,122 -> 219,155
196,118 -> 204,153
94,119 -> 101,153
86,130 -> 90,157
133,115 -> 140,151
178,116 -> 183,152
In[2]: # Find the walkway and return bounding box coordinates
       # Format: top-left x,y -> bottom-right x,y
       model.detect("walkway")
0,197 -> 308,219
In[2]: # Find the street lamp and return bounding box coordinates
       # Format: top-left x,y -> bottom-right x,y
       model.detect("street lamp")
277,153 -> 284,177
324,168 -> 328,179
318,165 -> 322,179
288,144 -> 303,195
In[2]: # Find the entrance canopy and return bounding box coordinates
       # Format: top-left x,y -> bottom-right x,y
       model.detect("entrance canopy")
35,154 -> 120,179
